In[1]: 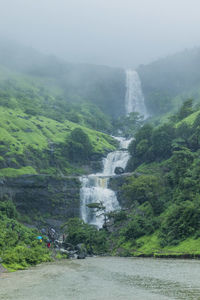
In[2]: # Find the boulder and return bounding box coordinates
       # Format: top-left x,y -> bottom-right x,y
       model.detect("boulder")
114,167 -> 125,175
75,243 -> 87,259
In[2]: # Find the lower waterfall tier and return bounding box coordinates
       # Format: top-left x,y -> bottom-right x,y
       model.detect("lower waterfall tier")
80,137 -> 132,227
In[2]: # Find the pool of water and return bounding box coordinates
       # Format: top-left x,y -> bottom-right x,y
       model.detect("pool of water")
1,257 -> 200,300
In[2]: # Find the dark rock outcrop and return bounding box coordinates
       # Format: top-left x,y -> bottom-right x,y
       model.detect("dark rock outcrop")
109,173 -> 132,208
114,167 -> 124,175
0,175 -> 81,229
75,243 -> 87,259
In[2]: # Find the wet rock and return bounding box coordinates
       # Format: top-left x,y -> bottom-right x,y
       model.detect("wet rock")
109,174 -> 132,207
75,243 -> 87,259
114,167 -> 125,175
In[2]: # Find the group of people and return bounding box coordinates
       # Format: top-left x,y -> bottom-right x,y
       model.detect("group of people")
37,227 -> 57,249
37,227 -> 67,250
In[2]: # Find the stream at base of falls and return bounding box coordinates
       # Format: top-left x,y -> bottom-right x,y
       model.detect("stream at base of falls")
80,137 -> 132,227
1,257 -> 200,300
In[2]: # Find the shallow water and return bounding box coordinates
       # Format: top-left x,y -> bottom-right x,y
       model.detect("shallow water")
1,257 -> 200,300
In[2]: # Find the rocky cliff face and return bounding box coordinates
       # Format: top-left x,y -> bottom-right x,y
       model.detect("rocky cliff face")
109,173 -> 132,208
0,175 -> 81,229
0,173 -> 133,229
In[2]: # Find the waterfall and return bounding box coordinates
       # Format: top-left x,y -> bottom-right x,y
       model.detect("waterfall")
125,69 -> 148,118
80,137 -> 132,228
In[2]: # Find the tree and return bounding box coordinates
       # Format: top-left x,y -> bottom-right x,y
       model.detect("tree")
113,112 -> 143,137
87,201 -> 109,229
123,175 -> 165,215
160,200 -> 200,246
61,218 -> 108,254
170,147 -> 194,185
66,128 -> 93,163
151,123 -> 175,160
127,124 -> 154,170
177,98 -> 194,121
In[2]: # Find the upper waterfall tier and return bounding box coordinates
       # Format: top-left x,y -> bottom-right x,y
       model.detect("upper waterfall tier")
125,69 -> 148,118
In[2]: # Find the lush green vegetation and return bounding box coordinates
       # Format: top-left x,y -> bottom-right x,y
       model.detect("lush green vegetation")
0,40 -> 125,119
0,41 -> 121,271
64,99 -> 200,258
0,46 -> 123,177
0,64 -> 114,130
0,200 -> 51,271
112,112 -> 144,137
62,218 -> 108,254
1,40 -> 200,266
0,106 -> 116,176
103,99 -> 200,256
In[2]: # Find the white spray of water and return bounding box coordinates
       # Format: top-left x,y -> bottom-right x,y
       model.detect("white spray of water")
125,69 -> 148,118
80,137 -> 132,227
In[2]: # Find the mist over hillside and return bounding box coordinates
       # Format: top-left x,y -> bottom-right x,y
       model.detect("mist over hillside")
2,39 -> 200,120
138,47 -> 200,115
0,39 -> 126,118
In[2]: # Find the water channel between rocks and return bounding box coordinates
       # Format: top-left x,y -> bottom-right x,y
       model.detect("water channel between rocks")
1,257 -> 200,300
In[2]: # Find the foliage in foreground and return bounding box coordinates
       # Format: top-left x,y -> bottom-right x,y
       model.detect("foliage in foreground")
0,200 -> 51,271
62,218 -> 108,254
92,100 -> 200,255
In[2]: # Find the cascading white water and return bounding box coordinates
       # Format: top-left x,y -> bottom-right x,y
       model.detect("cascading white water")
125,69 -> 148,118
80,137 -> 132,228
80,72 -> 147,227
103,137 -> 131,176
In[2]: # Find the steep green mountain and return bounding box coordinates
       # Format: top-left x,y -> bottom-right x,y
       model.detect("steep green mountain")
106,99 -> 200,257
138,47 -> 200,116
2,40 -> 200,269
0,64 -> 113,132
0,106 -> 116,177
0,41 -> 120,269
0,46 -> 120,177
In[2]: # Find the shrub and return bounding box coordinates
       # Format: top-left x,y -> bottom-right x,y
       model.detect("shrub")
62,218 -> 108,254
160,200 -> 200,246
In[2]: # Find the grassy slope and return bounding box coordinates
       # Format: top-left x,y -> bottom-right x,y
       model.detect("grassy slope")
176,110 -> 200,127
0,106 -> 115,153
0,64 -> 63,95
0,106 -> 116,176
0,63 -> 117,178
119,233 -> 200,257
147,87 -> 200,127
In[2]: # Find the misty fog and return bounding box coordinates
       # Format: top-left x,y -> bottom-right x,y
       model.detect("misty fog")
0,0 -> 200,67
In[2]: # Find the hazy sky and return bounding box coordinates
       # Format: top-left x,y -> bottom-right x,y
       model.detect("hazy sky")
0,0 -> 200,67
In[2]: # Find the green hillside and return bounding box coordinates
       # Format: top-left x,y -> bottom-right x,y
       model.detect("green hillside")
0,106 -> 116,177
2,40 -> 200,269
106,99 -> 200,257
138,47 -> 200,116
0,42 -> 121,270
0,65 -> 113,133
0,39 -> 126,118
0,51 -> 120,178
